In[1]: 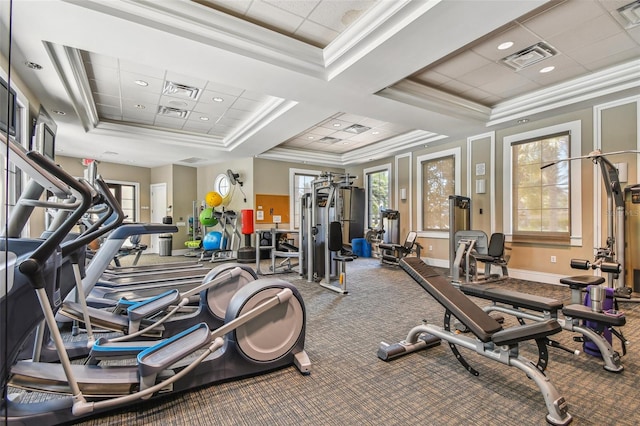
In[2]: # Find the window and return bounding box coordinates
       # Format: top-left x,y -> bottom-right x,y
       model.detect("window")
503,121 -> 582,245
214,173 -> 231,197
416,148 -> 461,236
289,168 -> 320,229
512,132 -> 570,236
364,164 -> 390,229
108,182 -> 138,223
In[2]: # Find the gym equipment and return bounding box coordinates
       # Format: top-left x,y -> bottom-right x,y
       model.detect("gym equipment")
300,172 -> 357,294
379,231 -> 421,266
459,274 -> 626,372
237,208 -> 256,263
448,195 -> 471,278
111,234 -> 147,267
542,149 -> 640,291
256,230 -> 300,276
378,257 -> 572,426
199,208 -> 218,227
624,184 -> 640,293
202,230 -> 225,250
205,190 -> 223,208
379,208 -> 400,244
451,230 -> 509,284
61,263 -> 260,340
0,136 -> 311,424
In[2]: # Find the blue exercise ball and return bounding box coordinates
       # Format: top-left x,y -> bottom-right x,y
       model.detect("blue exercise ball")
202,231 -> 223,250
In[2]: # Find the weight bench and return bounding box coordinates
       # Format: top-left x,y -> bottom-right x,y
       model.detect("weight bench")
378,257 -> 572,425
459,283 -> 626,372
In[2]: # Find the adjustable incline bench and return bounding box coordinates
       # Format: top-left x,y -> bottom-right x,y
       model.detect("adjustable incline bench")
459,275 -> 626,372
378,257 -> 572,425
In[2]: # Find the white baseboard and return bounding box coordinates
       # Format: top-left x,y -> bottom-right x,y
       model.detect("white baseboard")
419,257 -> 569,286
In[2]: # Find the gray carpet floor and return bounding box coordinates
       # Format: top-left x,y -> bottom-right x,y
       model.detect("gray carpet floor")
56,254 -> 640,425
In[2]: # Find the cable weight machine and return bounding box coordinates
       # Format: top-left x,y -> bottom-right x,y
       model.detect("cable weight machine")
301,172 -> 357,294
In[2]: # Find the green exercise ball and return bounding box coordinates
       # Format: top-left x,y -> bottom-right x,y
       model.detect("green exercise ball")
199,208 -> 218,227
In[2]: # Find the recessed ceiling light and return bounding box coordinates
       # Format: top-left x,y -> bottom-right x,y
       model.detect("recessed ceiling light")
307,136 -> 315,139
199,116 -> 209,121
134,104 -> 146,109
213,97 -> 224,102
540,66 -> 555,73
52,110 -> 66,115
342,142 -> 349,145
497,41 -> 514,50
517,118 -> 529,124
134,80 -> 149,86
25,61 -> 43,70
371,131 -> 380,135
102,151 -> 118,155
333,123 -> 341,127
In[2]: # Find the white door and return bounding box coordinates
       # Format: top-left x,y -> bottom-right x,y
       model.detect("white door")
150,183 -> 167,253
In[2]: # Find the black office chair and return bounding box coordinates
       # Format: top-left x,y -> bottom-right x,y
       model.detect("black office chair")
328,222 -> 354,292
470,232 -> 509,279
379,231 -> 420,266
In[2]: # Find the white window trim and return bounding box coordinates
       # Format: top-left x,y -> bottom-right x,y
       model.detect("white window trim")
289,168 -> 321,228
363,163 -> 391,229
416,147 -> 461,238
502,120 -> 582,246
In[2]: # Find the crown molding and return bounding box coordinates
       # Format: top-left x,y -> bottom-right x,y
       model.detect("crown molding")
488,58 -> 640,126
260,129 -> 448,167
44,41 -> 99,132
377,80 -> 492,123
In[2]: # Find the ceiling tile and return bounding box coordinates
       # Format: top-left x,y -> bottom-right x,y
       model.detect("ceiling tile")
523,0 -> 605,39
93,93 -> 120,108
118,60 -> 166,79
154,115 -> 188,127
159,95 -> 198,111
86,64 -> 120,82
231,97 -> 261,111
431,50 -> 494,80
547,13 -> 623,53
223,108 -> 251,120
247,0 -> 305,33
96,104 -> 122,117
295,19 -> 339,47
307,0 -> 375,32
456,62 -> 513,89
319,117 -> 350,130
581,45 -> 640,71
471,24 -> 540,61
479,73 -> 538,98
90,79 -> 120,97
120,72 -> 164,92
264,0 -> 320,18
83,51 -> 118,68
204,82 -> 245,96
564,31 -> 638,66
182,121 -> 214,132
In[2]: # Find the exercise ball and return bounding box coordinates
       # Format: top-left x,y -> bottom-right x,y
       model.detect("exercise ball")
202,231 -> 223,250
199,208 -> 218,227
206,191 -> 223,208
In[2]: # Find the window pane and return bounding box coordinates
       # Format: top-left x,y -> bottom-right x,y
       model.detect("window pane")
367,170 -> 389,228
512,133 -> 570,235
423,155 -> 454,231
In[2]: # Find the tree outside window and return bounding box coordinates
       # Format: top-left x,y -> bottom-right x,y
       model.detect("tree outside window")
512,132 -> 570,236
367,169 -> 389,229
422,155 -> 455,231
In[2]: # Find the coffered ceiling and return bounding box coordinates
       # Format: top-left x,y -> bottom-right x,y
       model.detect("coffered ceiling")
1,0 -> 639,168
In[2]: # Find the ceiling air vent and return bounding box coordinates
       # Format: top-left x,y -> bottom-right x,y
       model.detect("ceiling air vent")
344,124 -> 372,134
158,106 -> 189,119
617,0 -> 640,29
163,81 -> 201,100
501,42 -> 557,71
319,136 -> 342,144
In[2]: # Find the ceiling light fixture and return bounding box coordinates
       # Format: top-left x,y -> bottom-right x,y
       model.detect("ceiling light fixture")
540,66 -> 555,73
52,110 -> 66,115
200,116 -> 209,121
213,97 -> 224,102
344,124 -> 371,134
371,131 -> 380,135
517,118 -> 529,124
134,80 -> 149,86
332,123 -> 341,127
497,41 -> 514,50
158,105 -> 189,118
307,136 -> 315,139
134,104 -> 146,109
25,61 -> 43,70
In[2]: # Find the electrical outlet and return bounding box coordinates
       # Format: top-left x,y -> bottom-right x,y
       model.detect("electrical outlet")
550,256 -> 557,263
428,245 -> 433,251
